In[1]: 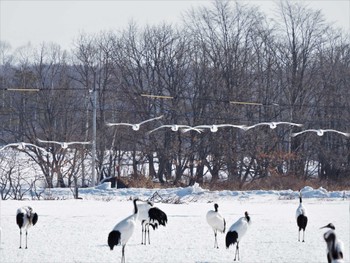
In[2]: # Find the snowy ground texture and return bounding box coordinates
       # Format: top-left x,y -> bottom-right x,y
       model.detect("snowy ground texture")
0,185 -> 349,263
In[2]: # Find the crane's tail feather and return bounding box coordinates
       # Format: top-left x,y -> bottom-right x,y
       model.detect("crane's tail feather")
148,223 -> 158,230
297,215 -> 308,231
226,231 -> 238,249
149,207 -> 168,226
32,213 -> 38,226
108,230 -> 121,250
16,213 -> 24,228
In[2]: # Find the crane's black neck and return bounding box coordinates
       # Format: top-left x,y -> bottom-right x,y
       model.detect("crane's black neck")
245,212 -> 250,222
133,199 -> 138,214
214,204 -> 218,212
327,233 -> 339,260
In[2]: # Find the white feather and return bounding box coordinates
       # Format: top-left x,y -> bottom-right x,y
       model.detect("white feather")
227,216 -> 250,241
112,214 -> 138,245
295,203 -> 307,219
206,209 -> 225,233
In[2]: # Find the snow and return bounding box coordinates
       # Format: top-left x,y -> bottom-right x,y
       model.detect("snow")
0,185 -> 349,263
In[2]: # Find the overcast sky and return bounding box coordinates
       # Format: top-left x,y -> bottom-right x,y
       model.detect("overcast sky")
1,0 -> 349,51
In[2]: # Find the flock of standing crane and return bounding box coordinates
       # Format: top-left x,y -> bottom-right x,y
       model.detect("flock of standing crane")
205,191 -> 344,263
13,190 -> 344,263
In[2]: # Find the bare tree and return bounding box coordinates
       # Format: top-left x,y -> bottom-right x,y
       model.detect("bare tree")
274,1 -> 330,177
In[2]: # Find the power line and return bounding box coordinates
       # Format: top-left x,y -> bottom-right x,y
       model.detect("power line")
1,88 -> 350,110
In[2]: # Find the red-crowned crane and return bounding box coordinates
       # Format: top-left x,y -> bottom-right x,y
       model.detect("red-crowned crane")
320,223 -> 344,263
16,206 -> 38,249
108,198 -> 140,263
245,121 -> 303,130
296,190 -> 308,242
137,200 -> 168,245
291,129 -> 350,137
206,203 -> 226,248
226,211 -> 251,261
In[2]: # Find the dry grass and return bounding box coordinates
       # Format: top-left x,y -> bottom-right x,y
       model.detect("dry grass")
121,175 -> 161,188
202,174 -> 350,191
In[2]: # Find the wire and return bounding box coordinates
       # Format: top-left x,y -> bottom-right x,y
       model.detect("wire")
1,88 -> 349,110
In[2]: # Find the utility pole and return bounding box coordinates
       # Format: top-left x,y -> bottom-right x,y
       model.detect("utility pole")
91,72 -> 97,186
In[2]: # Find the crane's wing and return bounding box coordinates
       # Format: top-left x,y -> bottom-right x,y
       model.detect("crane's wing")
138,115 -> 164,125
106,122 -> 133,127
217,124 -> 247,129
274,122 -> 303,127
291,130 -> 318,137
24,143 -> 49,153
244,122 -> 271,130
323,129 -> 350,137
181,126 -> 203,133
148,125 -> 172,134
67,141 -> 92,145
37,138 -> 63,145
0,143 -> 21,151
191,125 -> 211,129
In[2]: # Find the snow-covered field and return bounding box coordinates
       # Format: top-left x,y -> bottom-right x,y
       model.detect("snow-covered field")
0,185 -> 349,263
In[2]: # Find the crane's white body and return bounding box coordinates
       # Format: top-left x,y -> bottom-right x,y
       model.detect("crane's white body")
137,201 -> 153,221
111,213 -> 138,246
206,203 -> 226,248
227,217 -> 249,241
296,192 -> 308,242
16,206 -> 38,249
295,202 -> 307,219
108,198 -> 140,263
226,212 -> 250,261
206,210 -> 226,233
137,200 -> 168,245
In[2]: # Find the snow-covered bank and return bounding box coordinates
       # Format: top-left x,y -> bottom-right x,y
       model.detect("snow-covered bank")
41,184 -> 349,202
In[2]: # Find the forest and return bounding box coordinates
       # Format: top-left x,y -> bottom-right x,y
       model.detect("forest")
0,0 -> 349,195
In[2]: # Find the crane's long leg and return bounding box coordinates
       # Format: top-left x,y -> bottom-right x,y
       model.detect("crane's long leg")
121,245 -> 125,263
141,221 -> 145,244
298,230 -> 300,241
25,230 -> 28,249
214,230 -> 218,248
147,223 -> 151,245
234,242 -> 239,261
19,229 -> 22,249
302,230 -> 305,242
143,223 -> 147,245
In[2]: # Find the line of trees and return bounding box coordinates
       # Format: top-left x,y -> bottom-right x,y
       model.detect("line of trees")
0,0 -> 349,190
